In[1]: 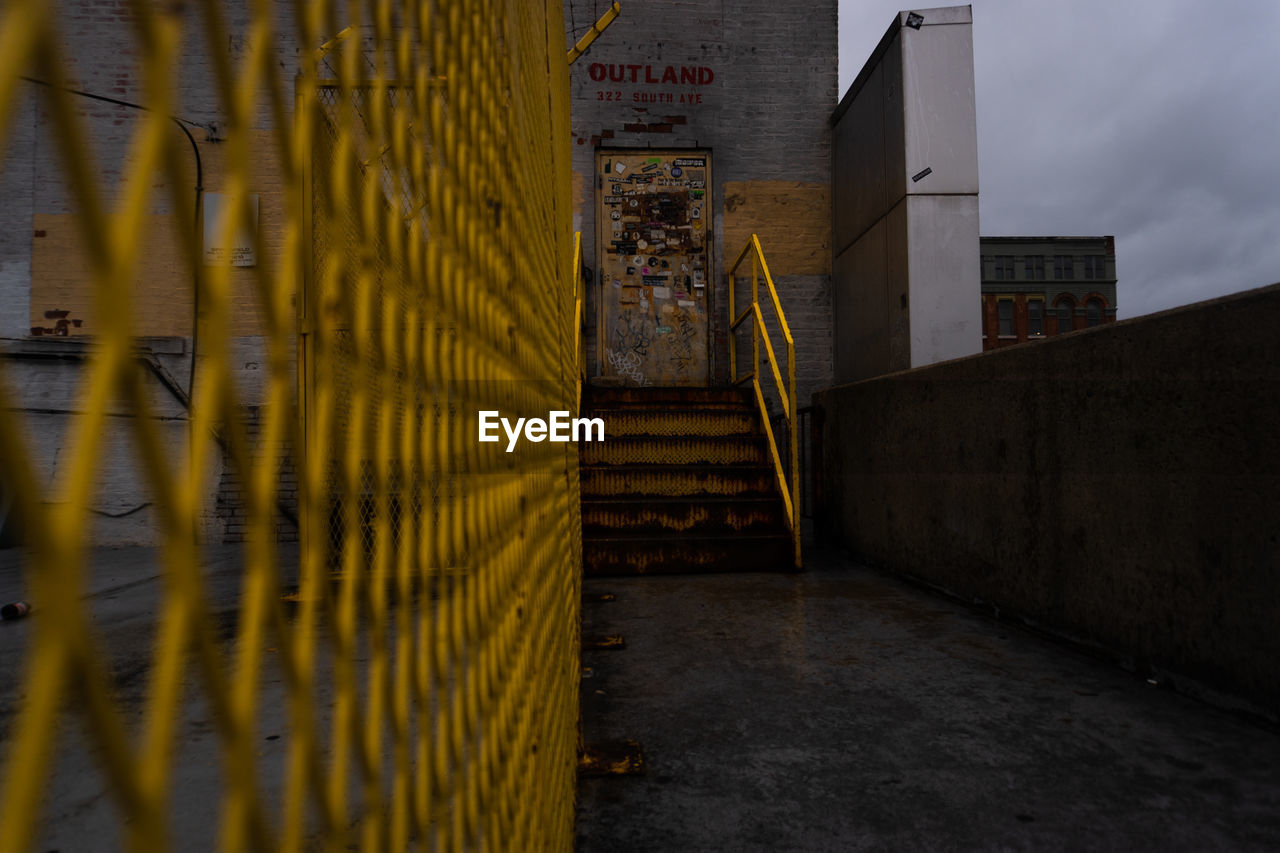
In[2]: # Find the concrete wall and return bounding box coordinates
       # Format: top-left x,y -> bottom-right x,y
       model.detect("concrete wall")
830,6 -> 980,384
567,0 -> 837,404
815,282 -> 1280,715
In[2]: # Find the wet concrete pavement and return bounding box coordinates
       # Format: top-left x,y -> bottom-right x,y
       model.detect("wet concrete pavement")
577,549 -> 1280,852
3,544 -> 1277,850
0,545 -> 300,851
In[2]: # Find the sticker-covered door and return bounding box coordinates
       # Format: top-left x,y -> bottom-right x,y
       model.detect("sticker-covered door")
597,150 -> 711,386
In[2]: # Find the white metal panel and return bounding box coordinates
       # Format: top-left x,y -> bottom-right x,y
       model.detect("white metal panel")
881,30 -> 907,212
906,193 -> 982,366
885,199 -> 911,373
901,7 -> 979,196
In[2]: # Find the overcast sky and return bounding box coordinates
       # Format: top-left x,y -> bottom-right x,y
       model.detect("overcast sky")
839,0 -> 1280,319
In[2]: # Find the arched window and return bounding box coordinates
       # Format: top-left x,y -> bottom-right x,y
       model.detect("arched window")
1056,296 -> 1075,334
1086,298 -> 1103,327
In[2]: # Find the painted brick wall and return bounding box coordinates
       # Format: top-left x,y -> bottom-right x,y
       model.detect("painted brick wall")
28,130 -> 290,340
566,0 -> 837,400
216,405 -> 299,545
0,0 -> 307,547
0,89 -> 35,339
0,338 -> 230,545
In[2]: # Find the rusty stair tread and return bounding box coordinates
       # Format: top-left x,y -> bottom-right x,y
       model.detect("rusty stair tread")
585,407 -> 761,423
578,465 -> 780,495
579,463 -> 775,471
581,494 -> 788,536
584,434 -> 768,445
581,531 -> 791,542
581,487 -> 779,501
579,385 -> 798,574
581,438 -> 771,466
583,533 -> 797,574
583,404 -> 755,409
587,425 -> 759,440
585,402 -> 756,413
585,386 -> 750,397
581,495 -> 782,505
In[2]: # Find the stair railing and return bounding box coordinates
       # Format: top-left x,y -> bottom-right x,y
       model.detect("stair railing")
729,235 -> 800,568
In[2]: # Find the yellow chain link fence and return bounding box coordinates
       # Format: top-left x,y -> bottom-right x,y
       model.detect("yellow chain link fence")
0,0 -> 580,849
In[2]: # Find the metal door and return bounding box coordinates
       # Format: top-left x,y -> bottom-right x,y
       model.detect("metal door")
597,150 -> 711,386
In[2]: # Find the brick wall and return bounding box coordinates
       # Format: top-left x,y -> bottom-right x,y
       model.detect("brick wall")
0,338 -> 232,545
0,0 -> 306,547
215,405 -> 299,544
0,88 -> 35,339
981,292 -> 1118,350
28,129 -> 290,340
567,0 -> 838,399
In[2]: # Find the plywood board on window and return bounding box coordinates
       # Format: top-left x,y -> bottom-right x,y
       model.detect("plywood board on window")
722,181 -> 831,276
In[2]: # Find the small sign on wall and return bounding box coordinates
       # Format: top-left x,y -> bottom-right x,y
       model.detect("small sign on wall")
203,192 -> 258,267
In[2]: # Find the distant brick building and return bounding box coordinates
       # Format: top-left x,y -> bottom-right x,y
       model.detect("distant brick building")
980,236 -> 1118,349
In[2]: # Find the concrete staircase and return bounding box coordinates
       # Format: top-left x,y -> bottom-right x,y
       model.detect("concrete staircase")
580,387 -> 794,575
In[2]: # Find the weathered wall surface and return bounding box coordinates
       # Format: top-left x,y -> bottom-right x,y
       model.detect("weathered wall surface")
3,340 -> 196,544
0,0 -> 305,546
831,6 -> 980,384
567,0 -> 837,404
0,89 -> 36,339
816,283 -> 1280,714
27,129 -> 288,339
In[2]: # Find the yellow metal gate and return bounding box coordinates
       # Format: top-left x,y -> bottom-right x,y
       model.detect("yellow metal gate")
0,0 -> 581,850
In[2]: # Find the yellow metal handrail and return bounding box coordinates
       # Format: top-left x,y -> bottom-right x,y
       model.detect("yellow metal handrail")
729,235 -> 800,568
567,2 -> 622,65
